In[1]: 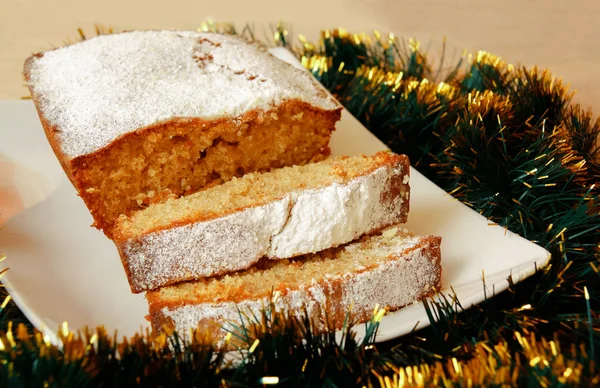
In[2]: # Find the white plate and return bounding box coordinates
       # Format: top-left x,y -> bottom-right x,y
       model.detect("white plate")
0,49 -> 549,345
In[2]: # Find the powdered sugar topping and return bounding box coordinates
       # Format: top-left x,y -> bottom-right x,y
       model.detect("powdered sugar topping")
268,164 -> 407,257
122,199 -> 292,292
25,30 -> 340,158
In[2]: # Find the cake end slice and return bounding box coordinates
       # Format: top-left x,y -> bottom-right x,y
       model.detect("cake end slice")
146,226 -> 441,345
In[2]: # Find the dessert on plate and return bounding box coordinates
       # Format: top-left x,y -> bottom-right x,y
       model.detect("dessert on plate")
24,30 -> 442,341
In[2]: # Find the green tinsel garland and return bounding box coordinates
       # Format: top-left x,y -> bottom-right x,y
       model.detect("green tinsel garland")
0,22 -> 599,386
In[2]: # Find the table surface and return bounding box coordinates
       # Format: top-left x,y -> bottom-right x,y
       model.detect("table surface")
1,0 -> 600,111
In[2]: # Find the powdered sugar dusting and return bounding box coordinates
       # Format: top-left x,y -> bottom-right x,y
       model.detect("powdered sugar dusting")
120,163 -> 409,292
340,249 -> 438,314
268,164 -> 406,257
25,30 -> 339,158
157,230 -> 440,342
122,199 -> 291,292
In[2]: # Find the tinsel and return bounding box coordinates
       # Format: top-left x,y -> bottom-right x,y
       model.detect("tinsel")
1,23 -> 599,386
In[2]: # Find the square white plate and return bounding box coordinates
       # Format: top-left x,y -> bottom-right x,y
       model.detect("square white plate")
0,49 -> 549,344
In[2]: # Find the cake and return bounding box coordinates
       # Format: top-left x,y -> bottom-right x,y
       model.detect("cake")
146,226 -> 442,344
114,151 -> 411,293
23,30 -> 342,237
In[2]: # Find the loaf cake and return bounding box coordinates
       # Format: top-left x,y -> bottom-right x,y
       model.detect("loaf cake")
113,151 -> 410,293
23,30 -> 341,237
147,226 -> 442,344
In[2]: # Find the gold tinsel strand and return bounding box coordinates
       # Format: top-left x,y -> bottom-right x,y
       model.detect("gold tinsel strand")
0,322 -> 596,386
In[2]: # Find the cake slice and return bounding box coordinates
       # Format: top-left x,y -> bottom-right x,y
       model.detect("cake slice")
24,30 -> 341,238
113,151 -> 410,293
146,226 -> 441,343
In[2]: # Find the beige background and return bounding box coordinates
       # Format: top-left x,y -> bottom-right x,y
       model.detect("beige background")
1,0 -> 599,111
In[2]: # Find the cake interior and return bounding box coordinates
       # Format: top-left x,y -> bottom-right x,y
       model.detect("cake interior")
75,101 -> 339,237
147,227 -> 424,306
115,151 -> 405,239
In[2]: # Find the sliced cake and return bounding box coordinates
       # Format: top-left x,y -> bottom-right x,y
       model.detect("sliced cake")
24,30 -> 341,237
113,151 -> 410,293
147,226 -> 442,343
